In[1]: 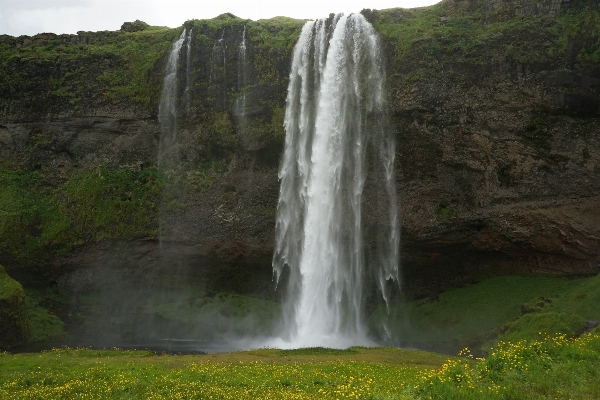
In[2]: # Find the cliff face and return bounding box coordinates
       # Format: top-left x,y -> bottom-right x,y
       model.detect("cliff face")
370,0 -> 600,292
0,1 -> 598,300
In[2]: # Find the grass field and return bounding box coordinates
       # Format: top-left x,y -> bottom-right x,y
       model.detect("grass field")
373,273 -> 600,352
0,347 -> 447,399
2,334 -> 600,399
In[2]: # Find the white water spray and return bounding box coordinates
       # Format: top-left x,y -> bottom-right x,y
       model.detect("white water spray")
272,14 -> 399,349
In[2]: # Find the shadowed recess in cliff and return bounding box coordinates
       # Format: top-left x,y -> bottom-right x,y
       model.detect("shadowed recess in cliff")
271,13 -> 400,349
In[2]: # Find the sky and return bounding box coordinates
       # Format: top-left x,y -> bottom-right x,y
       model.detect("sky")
0,0 -> 439,37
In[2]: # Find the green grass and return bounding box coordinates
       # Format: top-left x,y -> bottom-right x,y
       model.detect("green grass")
415,333 -> 600,399
0,347 -> 437,399
499,312 -> 586,344
1,335 -> 599,399
278,347 -> 360,357
373,274 -> 600,349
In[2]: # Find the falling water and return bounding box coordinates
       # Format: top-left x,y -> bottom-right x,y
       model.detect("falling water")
236,26 -> 248,138
210,29 -> 227,111
158,29 -> 186,144
184,28 -> 193,114
272,14 -> 399,348
237,26 -> 247,92
157,28 -> 186,245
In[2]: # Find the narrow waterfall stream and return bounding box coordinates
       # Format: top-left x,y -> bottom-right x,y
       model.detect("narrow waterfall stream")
236,26 -> 248,139
158,29 -> 186,143
184,28 -> 193,114
272,13 -> 399,348
157,28 -> 186,243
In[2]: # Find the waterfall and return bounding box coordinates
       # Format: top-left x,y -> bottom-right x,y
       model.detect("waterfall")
210,29 -> 227,111
236,26 -> 248,138
238,25 -> 247,92
158,28 -> 186,143
184,28 -> 193,114
272,14 -> 399,348
157,28 -> 186,245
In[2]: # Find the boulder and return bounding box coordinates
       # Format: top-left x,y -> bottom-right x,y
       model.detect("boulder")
120,20 -> 149,32
0,265 -> 29,348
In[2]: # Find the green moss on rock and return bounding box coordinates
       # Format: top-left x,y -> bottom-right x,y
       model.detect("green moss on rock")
0,265 -> 29,348
25,290 -> 66,342
0,166 -> 160,266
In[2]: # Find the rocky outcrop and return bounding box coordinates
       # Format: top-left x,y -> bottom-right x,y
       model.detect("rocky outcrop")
0,265 -> 29,348
121,20 -> 150,32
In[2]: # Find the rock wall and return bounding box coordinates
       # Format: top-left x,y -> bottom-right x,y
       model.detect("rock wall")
0,1 -> 598,300
372,0 -> 600,293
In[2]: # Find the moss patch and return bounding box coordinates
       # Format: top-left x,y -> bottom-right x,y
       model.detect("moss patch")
24,289 -> 66,342
0,166 -> 160,265
0,266 -> 29,348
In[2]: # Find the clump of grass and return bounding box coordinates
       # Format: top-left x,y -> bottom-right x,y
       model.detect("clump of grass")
414,333 -> 600,399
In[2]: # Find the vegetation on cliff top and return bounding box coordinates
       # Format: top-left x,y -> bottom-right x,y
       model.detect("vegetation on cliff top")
0,13 -> 305,121
0,26 -> 179,118
369,0 -> 600,141
372,1 -> 600,68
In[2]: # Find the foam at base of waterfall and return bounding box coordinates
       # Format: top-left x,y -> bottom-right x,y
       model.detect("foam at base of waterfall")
262,333 -> 376,350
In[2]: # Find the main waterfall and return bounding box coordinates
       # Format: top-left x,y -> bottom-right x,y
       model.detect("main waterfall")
272,13 -> 399,348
